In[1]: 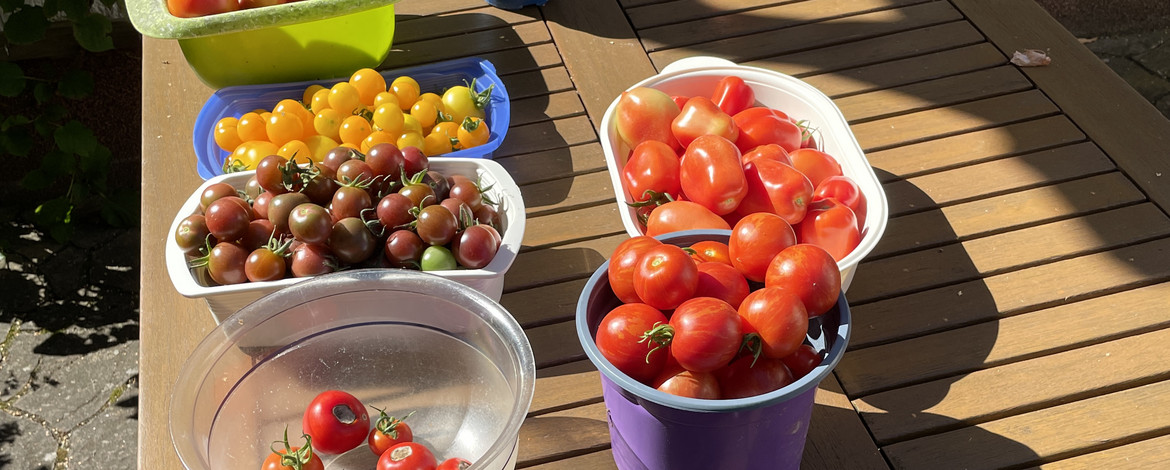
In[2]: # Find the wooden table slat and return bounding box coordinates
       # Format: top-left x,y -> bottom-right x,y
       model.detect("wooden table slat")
1038,433 -> 1170,469
837,65 -> 1033,123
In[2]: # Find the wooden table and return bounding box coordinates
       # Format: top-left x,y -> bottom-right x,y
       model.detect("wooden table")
139,0 -> 1170,468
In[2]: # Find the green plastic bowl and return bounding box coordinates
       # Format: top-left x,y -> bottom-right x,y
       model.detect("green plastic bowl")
127,0 -> 401,88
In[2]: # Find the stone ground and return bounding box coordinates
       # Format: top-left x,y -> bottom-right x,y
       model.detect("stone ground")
1,3 -> 1169,469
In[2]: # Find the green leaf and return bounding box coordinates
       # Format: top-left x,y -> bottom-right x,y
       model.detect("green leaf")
72,13 -> 113,53
41,150 -> 76,178
42,0 -> 60,17
33,82 -> 53,105
0,0 -> 24,13
59,0 -> 89,20
2,115 -> 31,132
1,128 -> 33,156
57,69 -> 93,100
101,187 -> 139,227
4,7 -> 49,45
34,198 -> 72,226
41,103 -> 68,123
0,62 -> 25,97
48,222 -> 75,244
54,120 -> 97,157
79,143 -> 110,175
21,168 -> 55,191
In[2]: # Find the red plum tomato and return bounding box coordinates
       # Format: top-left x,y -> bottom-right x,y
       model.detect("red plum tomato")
614,87 -> 680,150
645,201 -> 731,237
741,143 -> 791,167
733,158 -> 814,225
633,244 -> 699,310
788,148 -> 843,188
813,175 -> 867,232
622,140 -> 681,203
595,303 -> 670,385
796,199 -> 860,262
732,107 -> 803,154
711,76 -> 755,117
303,390 -> 371,455
671,96 -> 738,149
679,134 -> 747,216
765,243 -> 842,317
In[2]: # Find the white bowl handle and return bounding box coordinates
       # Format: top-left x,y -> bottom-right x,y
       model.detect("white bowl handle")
660,56 -> 738,74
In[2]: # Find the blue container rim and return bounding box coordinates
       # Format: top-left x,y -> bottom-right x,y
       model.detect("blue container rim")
575,229 -> 853,413
191,56 -> 510,180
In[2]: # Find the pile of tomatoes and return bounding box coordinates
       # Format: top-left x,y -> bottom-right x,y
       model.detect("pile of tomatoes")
213,67 -> 494,171
595,216 -> 839,400
615,75 -> 868,262
167,0 -> 304,18
174,143 -> 505,286
264,389 -> 471,470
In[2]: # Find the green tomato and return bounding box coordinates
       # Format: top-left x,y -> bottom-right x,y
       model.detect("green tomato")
420,245 -> 458,271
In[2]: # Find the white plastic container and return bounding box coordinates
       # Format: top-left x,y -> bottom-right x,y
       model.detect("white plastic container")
165,158 -> 525,323
599,56 -> 888,291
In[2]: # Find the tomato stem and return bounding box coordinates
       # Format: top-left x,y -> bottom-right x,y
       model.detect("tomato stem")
639,323 -> 674,363
738,332 -> 763,368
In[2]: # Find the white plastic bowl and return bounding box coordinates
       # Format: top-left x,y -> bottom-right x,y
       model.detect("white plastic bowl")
599,56 -> 888,291
165,157 -> 526,323
169,269 -> 536,470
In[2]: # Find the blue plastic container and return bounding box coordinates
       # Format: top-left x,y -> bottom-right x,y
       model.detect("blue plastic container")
191,56 -> 510,180
576,229 -> 852,470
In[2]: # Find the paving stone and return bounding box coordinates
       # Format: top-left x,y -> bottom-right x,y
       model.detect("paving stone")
1135,37 -> 1170,78
1097,55 -> 1170,103
0,414 -> 59,470
67,386 -> 138,470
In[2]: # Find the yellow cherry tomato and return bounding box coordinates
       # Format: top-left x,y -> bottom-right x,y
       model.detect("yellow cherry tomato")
278,140 -> 313,165
310,88 -> 332,114
313,108 -> 343,141
339,115 -> 372,146
441,82 -> 489,124
457,117 -> 490,149
329,82 -> 362,116
373,91 -> 400,110
349,68 -> 387,107
430,121 -> 459,139
372,104 -> 405,138
236,112 -> 268,143
340,142 -> 360,151
409,99 -> 441,130
265,112 -> 304,147
304,135 -> 339,164
229,140 -> 280,170
361,131 -> 396,153
274,98 -> 313,126
402,114 -> 422,136
423,132 -> 454,157
397,132 -> 426,153
390,76 -> 420,111
213,117 -> 242,152
302,84 -> 326,106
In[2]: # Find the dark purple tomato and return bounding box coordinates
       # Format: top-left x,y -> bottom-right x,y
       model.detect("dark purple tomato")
416,205 -> 458,246
303,172 -> 341,206
252,191 -> 274,220
245,245 -> 288,282
208,241 -> 249,285
240,218 -> 277,251
399,182 -> 436,208
376,193 -> 416,230
329,217 -> 378,264
175,214 -> 212,256
365,142 -> 405,181
289,203 -> 333,244
256,154 -> 293,194
440,198 -> 471,225
473,203 -> 501,228
331,185 -> 373,222
452,225 -> 500,269
200,182 -> 239,211
448,177 -> 484,211
423,170 -> 450,202
290,243 -> 337,277
205,197 -> 252,242
322,146 -> 359,175
384,230 -> 425,268
268,192 -> 311,234
336,159 -> 375,186
244,175 -> 263,200
401,145 -> 428,177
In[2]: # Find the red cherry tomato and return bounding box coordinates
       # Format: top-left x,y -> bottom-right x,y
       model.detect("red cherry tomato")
734,158 -> 814,225
437,458 -> 473,470
645,201 -> 732,237
622,140 -> 681,203
647,297 -> 741,373
813,175 -> 868,232
729,212 -> 797,283
732,107 -> 803,154
788,148 -> 843,188
654,366 -> 721,399
741,143 -> 791,167
679,134 -> 748,216
782,344 -> 824,380
716,355 -> 795,399
765,244 -> 842,317
368,409 -> 414,456
262,431 -> 324,470
738,287 -> 808,360
671,96 -> 739,149
377,442 -> 438,470
614,87 -> 681,150
711,76 -> 755,116
633,244 -> 699,310
302,390 -> 371,455
796,199 -> 861,262
694,262 -> 750,310
167,0 -> 239,18
607,236 -> 662,304
689,240 -> 732,266
595,303 -> 670,385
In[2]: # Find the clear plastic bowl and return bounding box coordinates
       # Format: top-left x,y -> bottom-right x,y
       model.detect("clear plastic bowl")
169,269 -> 536,470
599,56 -> 889,291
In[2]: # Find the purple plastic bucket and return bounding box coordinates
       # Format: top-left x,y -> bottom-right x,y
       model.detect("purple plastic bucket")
575,229 -> 851,470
